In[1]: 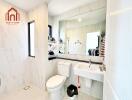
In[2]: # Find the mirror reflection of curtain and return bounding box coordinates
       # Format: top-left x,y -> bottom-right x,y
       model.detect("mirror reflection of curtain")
100,37 -> 105,57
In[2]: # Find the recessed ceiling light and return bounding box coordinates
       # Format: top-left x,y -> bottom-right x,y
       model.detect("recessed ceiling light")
78,18 -> 82,22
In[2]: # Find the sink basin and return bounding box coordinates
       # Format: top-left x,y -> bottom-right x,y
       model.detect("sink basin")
74,63 -> 104,82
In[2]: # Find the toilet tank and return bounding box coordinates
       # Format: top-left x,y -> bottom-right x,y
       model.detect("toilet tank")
57,61 -> 71,77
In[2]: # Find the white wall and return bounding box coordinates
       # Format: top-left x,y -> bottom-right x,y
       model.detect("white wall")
0,0 -> 31,95
48,15 -> 53,26
103,0 -> 132,100
0,0 -> 55,95
28,3 -> 48,90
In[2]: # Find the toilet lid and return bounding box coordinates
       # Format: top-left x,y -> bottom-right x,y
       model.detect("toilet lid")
46,75 -> 66,89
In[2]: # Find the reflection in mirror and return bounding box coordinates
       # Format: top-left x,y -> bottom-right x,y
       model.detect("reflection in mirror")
59,17 -> 106,56
48,0 -> 106,58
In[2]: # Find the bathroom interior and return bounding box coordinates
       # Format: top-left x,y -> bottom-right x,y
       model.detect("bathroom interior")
0,0 -> 131,100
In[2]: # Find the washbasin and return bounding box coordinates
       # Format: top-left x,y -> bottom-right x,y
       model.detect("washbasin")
74,63 -> 104,82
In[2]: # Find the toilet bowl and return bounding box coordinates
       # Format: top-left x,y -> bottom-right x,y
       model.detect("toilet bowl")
46,61 -> 71,100
46,75 -> 66,100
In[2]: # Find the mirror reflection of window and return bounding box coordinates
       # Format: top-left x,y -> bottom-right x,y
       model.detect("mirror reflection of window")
86,32 -> 100,56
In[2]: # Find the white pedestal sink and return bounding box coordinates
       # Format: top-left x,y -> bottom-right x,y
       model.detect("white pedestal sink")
74,63 -> 104,82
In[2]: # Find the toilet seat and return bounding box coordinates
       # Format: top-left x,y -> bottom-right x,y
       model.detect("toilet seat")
46,75 -> 66,89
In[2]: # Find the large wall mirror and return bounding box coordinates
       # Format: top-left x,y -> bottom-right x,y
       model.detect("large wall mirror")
58,11 -> 106,57
48,0 -> 106,58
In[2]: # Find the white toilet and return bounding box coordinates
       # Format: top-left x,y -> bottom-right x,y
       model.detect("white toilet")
46,61 -> 71,100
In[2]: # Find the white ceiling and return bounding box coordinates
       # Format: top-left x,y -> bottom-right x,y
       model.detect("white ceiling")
4,0 -> 48,12
48,0 -> 97,16
67,10 -> 105,21
4,0 -> 99,16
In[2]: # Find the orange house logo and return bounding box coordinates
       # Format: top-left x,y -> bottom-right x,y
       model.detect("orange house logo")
5,7 -> 20,24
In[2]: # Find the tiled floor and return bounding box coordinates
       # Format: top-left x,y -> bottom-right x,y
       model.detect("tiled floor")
0,86 -> 47,100
64,92 -> 100,100
0,86 -> 100,100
